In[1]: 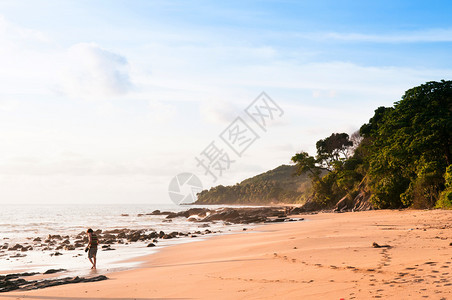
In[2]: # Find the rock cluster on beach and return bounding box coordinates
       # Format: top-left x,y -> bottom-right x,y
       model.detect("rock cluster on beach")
0,207 -> 304,273
151,206 -> 301,224
0,270 -> 107,292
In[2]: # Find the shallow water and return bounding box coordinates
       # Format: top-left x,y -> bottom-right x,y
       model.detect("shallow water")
0,203 -> 252,276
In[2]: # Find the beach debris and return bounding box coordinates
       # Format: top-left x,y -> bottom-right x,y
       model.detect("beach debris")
372,242 -> 392,248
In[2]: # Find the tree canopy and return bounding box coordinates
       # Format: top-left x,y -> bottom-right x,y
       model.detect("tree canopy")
293,80 -> 452,209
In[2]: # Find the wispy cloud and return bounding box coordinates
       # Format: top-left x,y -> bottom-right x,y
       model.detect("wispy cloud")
295,28 -> 452,43
59,43 -> 133,99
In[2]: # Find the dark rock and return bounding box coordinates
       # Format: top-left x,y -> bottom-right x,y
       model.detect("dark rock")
33,237 -> 41,242
0,275 -> 109,292
267,217 -> 287,223
102,239 -> 117,245
8,244 -> 24,251
197,207 -> 282,224
10,253 -> 27,258
103,228 -> 128,234
43,269 -> 66,274
165,208 -> 214,219
101,233 -> 116,239
147,243 -> 156,247
127,230 -> 144,242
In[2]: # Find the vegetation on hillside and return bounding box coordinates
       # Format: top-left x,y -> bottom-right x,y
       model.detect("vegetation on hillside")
292,80 -> 452,209
196,80 -> 451,209
195,165 -> 314,204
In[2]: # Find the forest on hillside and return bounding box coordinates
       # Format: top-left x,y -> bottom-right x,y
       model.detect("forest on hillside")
196,80 -> 452,209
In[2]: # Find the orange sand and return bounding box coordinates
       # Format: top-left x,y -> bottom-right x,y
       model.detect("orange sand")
2,209 -> 452,299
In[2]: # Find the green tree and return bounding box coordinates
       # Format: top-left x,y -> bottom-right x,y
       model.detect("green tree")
362,80 -> 452,208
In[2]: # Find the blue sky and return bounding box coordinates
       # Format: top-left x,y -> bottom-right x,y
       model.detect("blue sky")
0,0 -> 451,204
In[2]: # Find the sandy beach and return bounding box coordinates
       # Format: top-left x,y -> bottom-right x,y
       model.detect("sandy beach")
2,209 -> 451,300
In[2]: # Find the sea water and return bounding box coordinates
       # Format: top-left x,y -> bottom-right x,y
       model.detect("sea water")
0,203 -> 251,277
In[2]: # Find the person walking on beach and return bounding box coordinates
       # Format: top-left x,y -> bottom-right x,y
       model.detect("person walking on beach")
85,228 -> 98,269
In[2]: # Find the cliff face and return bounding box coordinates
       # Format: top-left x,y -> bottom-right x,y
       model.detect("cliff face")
195,165 -> 313,205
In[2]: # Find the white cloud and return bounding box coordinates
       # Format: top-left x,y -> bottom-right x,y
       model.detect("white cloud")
59,43 -> 133,99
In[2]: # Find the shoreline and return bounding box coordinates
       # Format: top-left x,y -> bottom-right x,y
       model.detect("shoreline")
2,209 -> 452,299
0,205 -> 288,277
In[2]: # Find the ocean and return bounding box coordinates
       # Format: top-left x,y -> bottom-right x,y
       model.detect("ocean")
0,203 -> 250,277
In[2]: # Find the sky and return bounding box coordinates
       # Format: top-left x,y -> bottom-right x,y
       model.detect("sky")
0,0 -> 451,205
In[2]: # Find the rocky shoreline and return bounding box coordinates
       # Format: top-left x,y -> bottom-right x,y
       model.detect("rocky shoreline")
0,269 -> 107,292
1,206 -> 303,258
0,206 -> 304,292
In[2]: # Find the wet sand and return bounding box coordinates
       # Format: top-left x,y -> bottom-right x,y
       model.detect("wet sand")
2,209 -> 452,299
